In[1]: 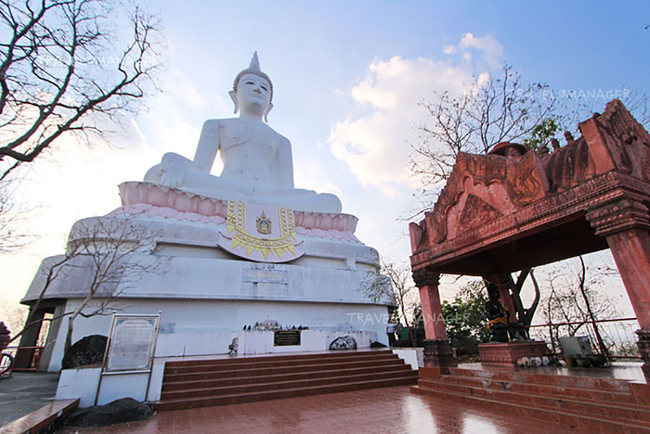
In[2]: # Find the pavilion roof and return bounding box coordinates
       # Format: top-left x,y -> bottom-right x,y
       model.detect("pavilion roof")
409,99 -> 650,276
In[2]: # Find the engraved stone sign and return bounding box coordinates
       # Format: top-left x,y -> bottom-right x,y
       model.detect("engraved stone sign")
274,330 -> 301,346
105,315 -> 159,372
243,266 -> 288,284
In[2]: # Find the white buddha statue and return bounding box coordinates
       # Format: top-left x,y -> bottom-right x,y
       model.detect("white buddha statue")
144,53 -> 342,214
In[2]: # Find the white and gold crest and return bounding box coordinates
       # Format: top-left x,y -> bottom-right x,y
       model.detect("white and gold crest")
218,200 -> 303,262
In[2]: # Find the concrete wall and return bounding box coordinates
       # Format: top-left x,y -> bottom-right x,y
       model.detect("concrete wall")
46,298 -> 388,371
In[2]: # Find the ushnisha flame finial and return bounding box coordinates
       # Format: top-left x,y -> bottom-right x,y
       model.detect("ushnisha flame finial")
250,51 -> 261,72
233,51 -> 273,104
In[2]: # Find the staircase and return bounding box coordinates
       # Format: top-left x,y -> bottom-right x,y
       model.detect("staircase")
413,366 -> 650,431
157,349 -> 418,411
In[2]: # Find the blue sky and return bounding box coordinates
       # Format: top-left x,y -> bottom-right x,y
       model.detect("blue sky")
1,1 -> 648,317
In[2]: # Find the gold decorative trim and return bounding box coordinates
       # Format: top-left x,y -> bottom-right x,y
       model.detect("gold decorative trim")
226,200 -> 298,260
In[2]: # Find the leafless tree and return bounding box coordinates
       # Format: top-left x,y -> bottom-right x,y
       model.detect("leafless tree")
410,64 -> 649,211
0,174 -> 36,253
541,256 -> 619,356
0,0 -> 164,180
503,268 -> 541,328
364,258 -> 419,344
9,214 -> 154,354
0,178 -> 19,251
410,64 -> 560,198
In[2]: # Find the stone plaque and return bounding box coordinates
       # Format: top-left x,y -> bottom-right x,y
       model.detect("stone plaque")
105,316 -> 158,372
274,330 -> 301,346
243,266 -> 288,284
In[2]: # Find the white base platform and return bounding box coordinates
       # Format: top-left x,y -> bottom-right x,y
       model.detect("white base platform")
57,337 -> 393,408
23,204 -> 391,372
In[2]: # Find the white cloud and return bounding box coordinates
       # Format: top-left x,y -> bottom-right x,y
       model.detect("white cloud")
173,71 -> 209,108
448,32 -> 504,70
327,34 -> 504,198
137,69 -> 227,162
328,58 -> 469,195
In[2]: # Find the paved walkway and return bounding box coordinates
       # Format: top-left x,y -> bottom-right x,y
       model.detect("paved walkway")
58,386 -> 566,433
0,372 -> 60,427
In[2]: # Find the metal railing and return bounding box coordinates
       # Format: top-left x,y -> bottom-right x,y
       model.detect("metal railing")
0,352 -> 13,378
528,317 -> 641,360
2,345 -> 45,372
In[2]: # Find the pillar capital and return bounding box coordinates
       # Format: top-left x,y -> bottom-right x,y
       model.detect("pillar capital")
412,268 -> 440,288
586,198 -> 650,237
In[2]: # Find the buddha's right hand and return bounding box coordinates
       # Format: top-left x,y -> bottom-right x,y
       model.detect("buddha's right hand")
160,152 -> 191,187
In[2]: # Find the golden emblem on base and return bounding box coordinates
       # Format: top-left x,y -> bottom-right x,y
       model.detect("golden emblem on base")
256,211 -> 272,234
221,200 -> 302,262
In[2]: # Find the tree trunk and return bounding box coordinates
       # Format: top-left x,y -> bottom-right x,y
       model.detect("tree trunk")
64,316 -> 76,355
578,256 -> 610,358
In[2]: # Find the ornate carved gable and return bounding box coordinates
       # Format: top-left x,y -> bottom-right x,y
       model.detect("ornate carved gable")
412,151 -> 548,246
544,137 -> 595,193
579,99 -> 650,182
409,99 -> 650,254
506,151 -> 550,204
410,99 -> 650,281
458,194 -> 503,228
544,99 -> 650,194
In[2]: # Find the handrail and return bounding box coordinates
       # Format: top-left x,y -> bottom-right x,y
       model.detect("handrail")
4,345 -> 45,372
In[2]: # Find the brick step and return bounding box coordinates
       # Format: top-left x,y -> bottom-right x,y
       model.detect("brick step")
157,378 -> 417,411
0,399 -> 80,434
162,364 -> 414,392
161,369 -> 418,400
165,350 -> 393,368
418,379 -> 650,426
163,358 -> 407,383
439,372 -> 637,404
449,367 -> 632,393
164,352 -> 399,374
412,385 -> 650,432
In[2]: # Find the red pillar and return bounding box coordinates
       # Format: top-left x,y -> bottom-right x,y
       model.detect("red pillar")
605,229 -> 650,328
587,199 -> 650,379
418,278 -> 447,340
412,268 -> 457,370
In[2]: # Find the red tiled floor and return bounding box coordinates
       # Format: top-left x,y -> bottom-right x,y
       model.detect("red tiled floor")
57,386 -> 581,433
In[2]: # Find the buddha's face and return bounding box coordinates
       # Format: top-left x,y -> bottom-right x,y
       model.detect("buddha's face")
235,73 -> 271,117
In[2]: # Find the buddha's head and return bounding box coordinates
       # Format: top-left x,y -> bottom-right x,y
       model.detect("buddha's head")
230,52 -> 274,121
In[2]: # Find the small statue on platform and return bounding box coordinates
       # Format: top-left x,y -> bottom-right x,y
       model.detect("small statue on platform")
485,284 -> 511,343
485,283 -> 529,342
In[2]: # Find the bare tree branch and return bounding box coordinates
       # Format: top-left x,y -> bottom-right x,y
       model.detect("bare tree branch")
541,257 -> 620,355
0,0 -> 164,180
11,215 -> 156,353
363,258 -> 419,344
409,64 -> 561,211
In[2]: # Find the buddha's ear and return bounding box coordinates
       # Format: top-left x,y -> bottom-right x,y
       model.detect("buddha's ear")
229,90 -> 238,114
264,102 -> 273,122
